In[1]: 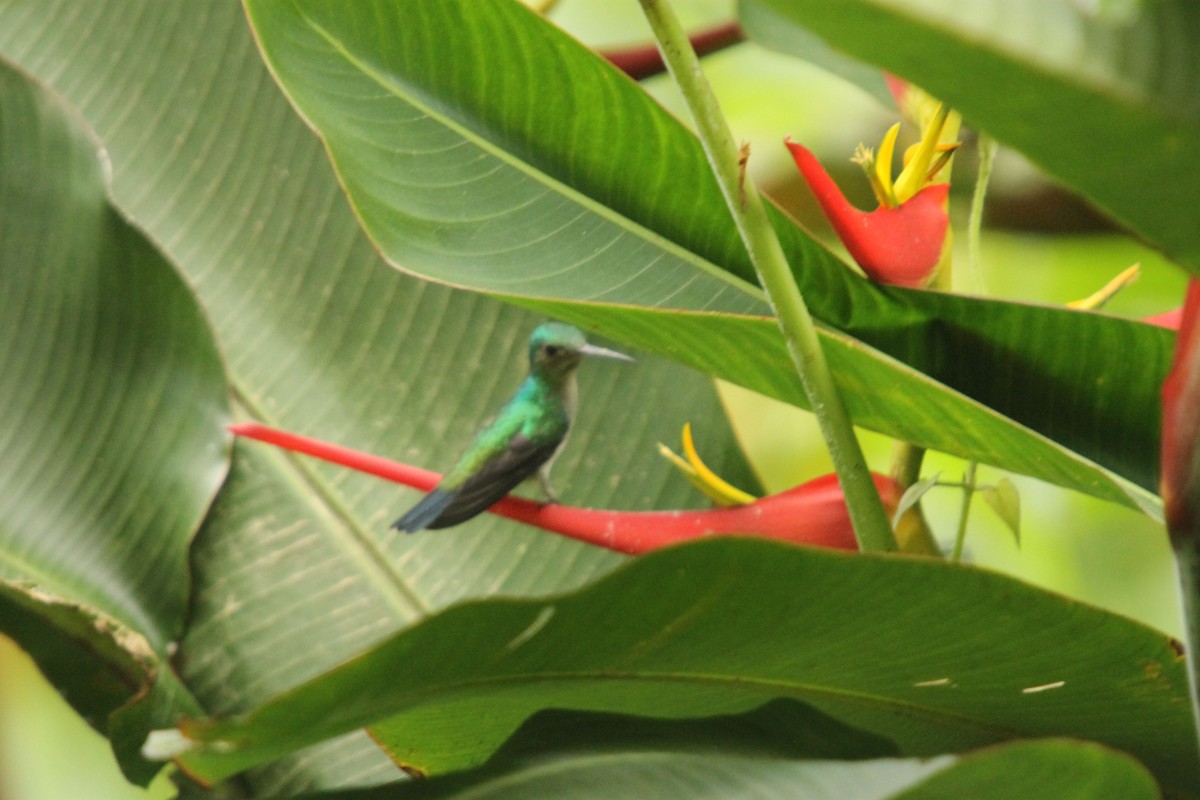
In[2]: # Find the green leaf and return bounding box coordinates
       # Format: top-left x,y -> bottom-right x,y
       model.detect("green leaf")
0,586 -> 189,786
0,4 -> 1187,797
168,539 -> 1198,797
738,0 -> 893,104
981,477 -> 1022,543
0,56 -> 228,653
240,0 -> 1169,510
741,0 -> 1200,273
0,1 -> 757,793
892,472 -> 941,527
891,739 -> 1160,800
506,301 -> 1159,516
0,59 -> 223,782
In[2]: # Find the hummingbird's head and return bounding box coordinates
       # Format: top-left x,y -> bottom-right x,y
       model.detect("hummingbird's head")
528,323 -> 634,379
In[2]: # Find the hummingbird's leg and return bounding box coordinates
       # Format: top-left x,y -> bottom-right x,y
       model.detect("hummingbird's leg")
537,467 -> 559,504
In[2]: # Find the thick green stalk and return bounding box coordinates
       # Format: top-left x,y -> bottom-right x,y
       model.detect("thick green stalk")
637,0 -> 896,552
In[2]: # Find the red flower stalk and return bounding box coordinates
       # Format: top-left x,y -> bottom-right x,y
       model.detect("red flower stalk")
1162,279 -> 1200,538
230,422 -> 900,554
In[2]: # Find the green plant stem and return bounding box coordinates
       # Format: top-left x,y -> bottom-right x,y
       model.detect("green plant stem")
934,134 -> 998,561
637,0 -> 895,553
886,104 -> 961,556
967,133 -> 997,293
951,462 -> 978,561
1175,538 -> 1200,759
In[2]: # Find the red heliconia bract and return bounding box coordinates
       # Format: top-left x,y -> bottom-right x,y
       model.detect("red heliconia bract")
513,472 -> 898,554
1146,307 -> 1184,330
1162,279 -> 1200,537
786,139 -> 949,287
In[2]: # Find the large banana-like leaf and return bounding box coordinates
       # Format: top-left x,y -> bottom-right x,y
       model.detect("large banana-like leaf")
169,539 -> 1198,797
0,60 -> 223,783
0,1 -> 755,794
241,0 -> 1168,511
1,3 -> 1191,798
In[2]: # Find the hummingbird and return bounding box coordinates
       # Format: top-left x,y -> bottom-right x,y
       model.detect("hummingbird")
393,323 -> 634,533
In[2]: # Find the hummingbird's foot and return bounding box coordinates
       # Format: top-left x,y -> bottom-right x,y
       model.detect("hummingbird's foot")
537,471 -> 559,504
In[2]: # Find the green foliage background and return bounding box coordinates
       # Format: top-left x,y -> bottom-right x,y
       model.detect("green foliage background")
0,1 -> 1193,798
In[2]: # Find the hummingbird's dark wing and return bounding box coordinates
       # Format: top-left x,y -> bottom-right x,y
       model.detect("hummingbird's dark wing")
392,488 -> 457,533
424,433 -> 562,529
392,433 -> 562,532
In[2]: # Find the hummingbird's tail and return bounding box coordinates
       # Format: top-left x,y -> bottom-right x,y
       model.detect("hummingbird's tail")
392,489 -> 455,533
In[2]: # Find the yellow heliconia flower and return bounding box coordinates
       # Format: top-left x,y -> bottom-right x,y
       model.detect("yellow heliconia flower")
790,83 -> 960,288
855,103 -> 960,210
658,423 -> 756,507
1067,264 -> 1140,310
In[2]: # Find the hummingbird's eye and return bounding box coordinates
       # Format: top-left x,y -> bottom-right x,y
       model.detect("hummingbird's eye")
544,345 -> 560,357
